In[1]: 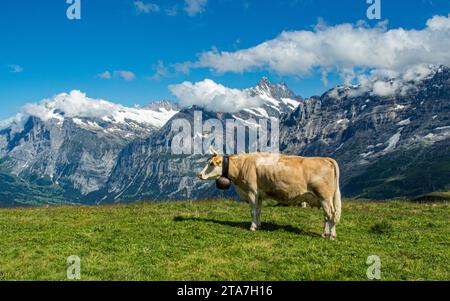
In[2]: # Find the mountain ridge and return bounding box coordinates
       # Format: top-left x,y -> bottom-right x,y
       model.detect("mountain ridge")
1,67 -> 449,205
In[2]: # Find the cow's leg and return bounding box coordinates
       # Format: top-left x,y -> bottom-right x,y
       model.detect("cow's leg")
314,185 -> 337,240
251,207 -> 262,231
248,193 -> 260,231
328,220 -> 336,240
250,206 -> 259,231
254,196 -> 263,228
320,200 -> 334,239
322,215 -> 330,238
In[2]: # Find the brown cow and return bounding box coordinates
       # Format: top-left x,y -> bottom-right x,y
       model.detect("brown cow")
198,149 -> 342,240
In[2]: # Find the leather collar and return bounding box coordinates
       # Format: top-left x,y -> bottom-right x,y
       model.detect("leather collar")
222,155 -> 230,179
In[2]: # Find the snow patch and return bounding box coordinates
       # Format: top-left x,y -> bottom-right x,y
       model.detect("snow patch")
360,151 -> 374,158
383,128 -> 403,152
393,104 -> 406,111
336,119 -> 349,124
232,115 -> 260,128
243,107 -> 269,118
397,118 -> 411,126
281,98 -> 300,109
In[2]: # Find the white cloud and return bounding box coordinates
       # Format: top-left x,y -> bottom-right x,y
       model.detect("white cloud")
184,0 -> 208,16
14,90 -> 178,128
372,80 -> 400,97
113,70 -> 136,81
97,71 -> 112,79
169,79 -> 263,113
134,1 -> 160,14
22,91 -> 111,121
0,114 -> 25,130
8,64 -> 23,73
328,64 -> 440,99
426,14 -> 450,30
180,14 -> 450,79
98,70 -> 136,81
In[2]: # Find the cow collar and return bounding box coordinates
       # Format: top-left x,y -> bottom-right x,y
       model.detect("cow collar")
222,155 -> 230,179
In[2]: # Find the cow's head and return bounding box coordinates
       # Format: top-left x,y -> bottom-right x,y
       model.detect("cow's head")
198,147 -> 223,180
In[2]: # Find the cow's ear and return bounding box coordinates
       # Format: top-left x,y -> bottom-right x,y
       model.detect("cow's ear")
215,158 -> 222,166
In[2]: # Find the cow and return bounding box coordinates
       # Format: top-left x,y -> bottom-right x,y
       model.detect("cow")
198,149 -> 342,240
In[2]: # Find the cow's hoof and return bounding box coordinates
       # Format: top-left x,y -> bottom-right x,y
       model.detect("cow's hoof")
329,235 -> 336,241
250,225 -> 258,231
322,233 -> 330,238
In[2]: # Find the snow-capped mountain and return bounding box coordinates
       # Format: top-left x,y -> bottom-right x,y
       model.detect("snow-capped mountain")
247,77 -> 301,112
232,77 -> 301,119
1,68 -> 449,206
1,91 -> 180,139
281,65 -> 450,198
0,92 -> 180,204
104,67 -> 450,203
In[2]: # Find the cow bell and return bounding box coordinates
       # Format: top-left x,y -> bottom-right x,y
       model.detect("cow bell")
216,177 -> 231,190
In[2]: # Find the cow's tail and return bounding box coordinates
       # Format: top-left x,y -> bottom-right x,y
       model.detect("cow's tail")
331,159 -> 342,224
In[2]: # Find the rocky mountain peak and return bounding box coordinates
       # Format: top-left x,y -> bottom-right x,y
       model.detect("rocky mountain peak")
145,100 -> 181,112
253,77 -> 297,100
258,76 -> 271,87
239,77 -> 302,117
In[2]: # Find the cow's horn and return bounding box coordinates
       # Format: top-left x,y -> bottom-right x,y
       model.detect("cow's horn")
209,146 -> 219,156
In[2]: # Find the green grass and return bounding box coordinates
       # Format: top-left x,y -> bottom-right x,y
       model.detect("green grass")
0,200 -> 449,281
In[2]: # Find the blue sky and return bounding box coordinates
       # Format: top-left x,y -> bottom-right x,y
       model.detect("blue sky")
1,0 -> 449,120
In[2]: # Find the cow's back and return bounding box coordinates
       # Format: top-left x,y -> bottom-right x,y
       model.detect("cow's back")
247,153 -> 336,202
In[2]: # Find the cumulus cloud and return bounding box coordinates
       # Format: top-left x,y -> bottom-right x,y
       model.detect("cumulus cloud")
12,90 -> 178,128
180,15 -> 450,80
427,14 -> 450,30
134,1 -> 160,14
8,64 -> 24,73
184,0 -> 208,16
22,91 -> 117,121
169,79 -> 263,112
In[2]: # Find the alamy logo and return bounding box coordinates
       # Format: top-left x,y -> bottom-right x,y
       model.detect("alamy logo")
366,0 -> 381,20
66,0 -> 81,20
170,111 -> 280,155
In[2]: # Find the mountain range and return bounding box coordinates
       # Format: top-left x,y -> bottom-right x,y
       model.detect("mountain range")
1,66 -> 449,206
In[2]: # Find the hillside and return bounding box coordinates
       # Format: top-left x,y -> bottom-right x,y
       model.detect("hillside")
0,200 -> 448,280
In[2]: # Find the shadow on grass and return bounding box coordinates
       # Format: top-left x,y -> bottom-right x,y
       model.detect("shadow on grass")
174,216 -> 320,237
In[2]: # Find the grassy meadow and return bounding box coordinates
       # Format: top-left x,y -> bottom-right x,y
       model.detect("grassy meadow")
0,200 -> 449,281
